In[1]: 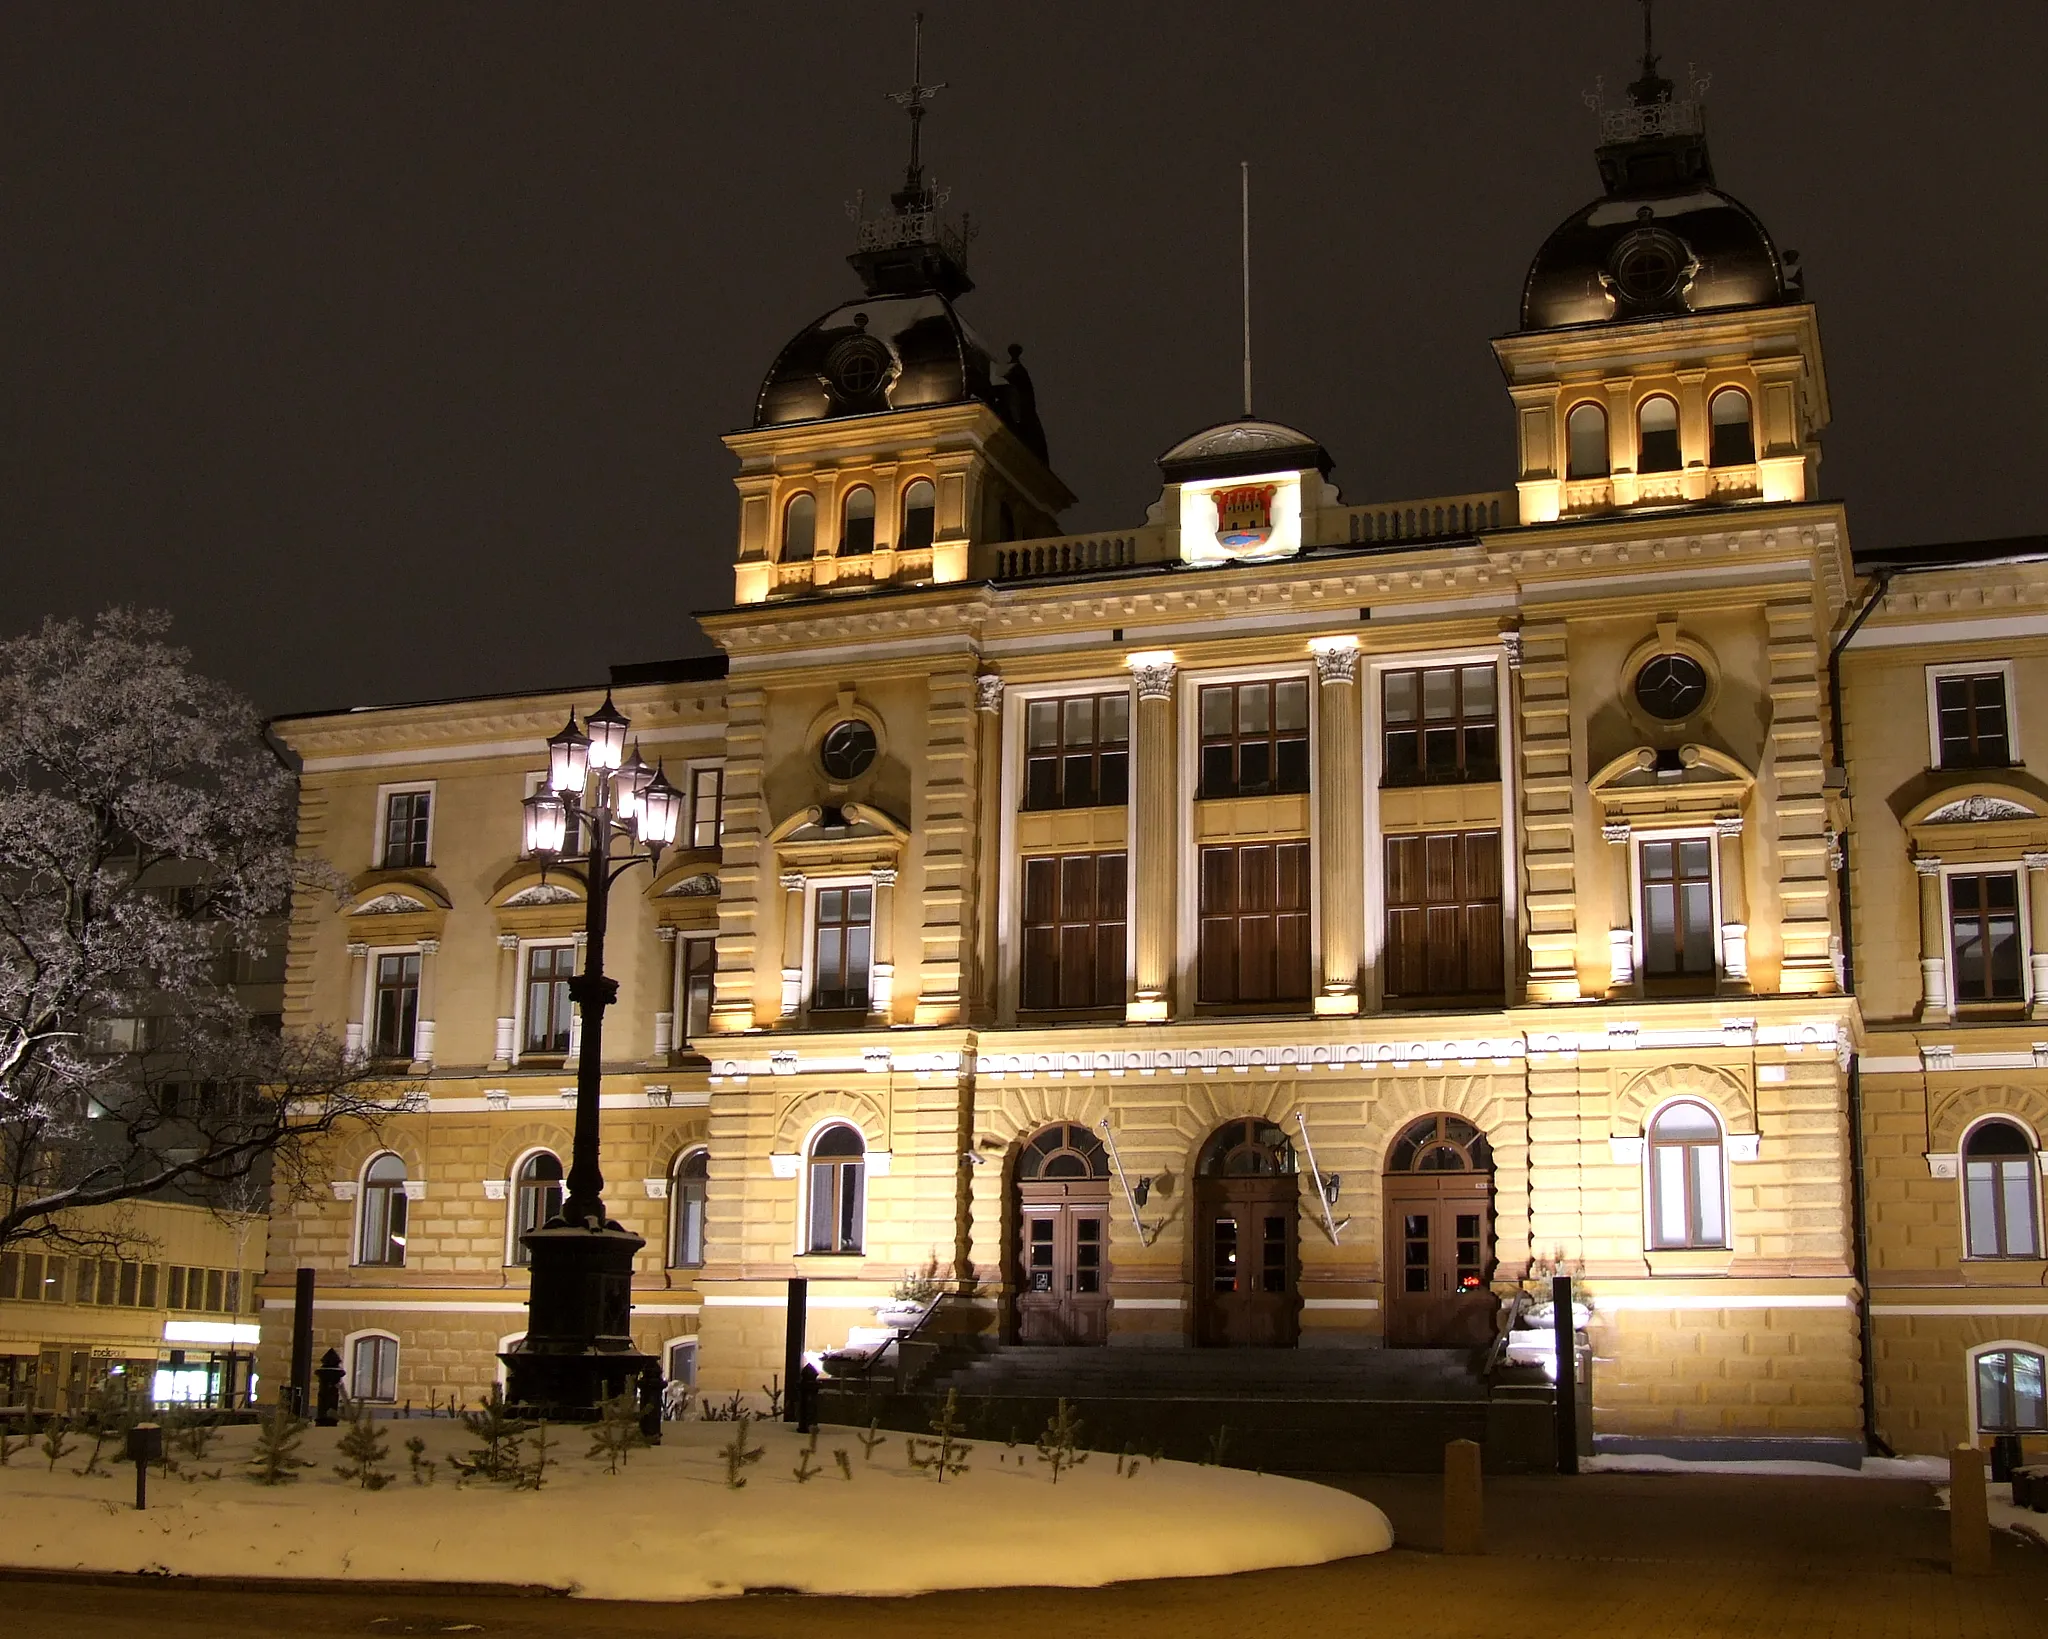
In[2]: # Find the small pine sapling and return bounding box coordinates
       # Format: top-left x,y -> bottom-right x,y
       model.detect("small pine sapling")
0,1423 -> 23,1467
1204,1424 -> 1232,1467
248,1402 -> 312,1485
698,1390 -> 749,1422
792,1429 -> 822,1484
719,1414 -> 765,1489
517,1421 -> 552,1491
833,1448 -> 852,1481
172,1411 -> 220,1464
1035,1399 -> 1088,1484
759,1374 -> 784,1420
333,1402 -> 392,1489
905,1388 -> 972,1483
455,1387 -> 532,1482
404,1434 -> 437,1486
857,1419 -> 888,1463
40,1417 -> 76,1473
587,1392 -> 648,1475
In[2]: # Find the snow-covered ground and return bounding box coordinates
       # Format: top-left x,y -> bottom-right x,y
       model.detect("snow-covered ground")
0,1416 -> 1392,1601
1587,1452 -> 1952,1480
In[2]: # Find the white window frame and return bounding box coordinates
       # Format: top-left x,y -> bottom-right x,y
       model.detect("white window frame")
1940,859 -> 2034,1010
675,933 -> 717,1047
494,1331 -> 524,1391
800,1118 -> 868,1257
683,760 -> 726,852
353,1150 -> 411,1267
1957,1113 -> 2045,1261
372,781 -> 436,870
340,1328 -> 401,1403
1362,646 -> 1516,1012
668,1146 -> 710,1269
801,874 -> 880,1019
1177,660 -> 1321,1007
1641,1096 -> 1734,1252
666,1337 -> 699,1390
505,1145 -> 565,1267
1966,1338 -> 2048,1439
513,937 -> 578,1063
363,944 -> 424,1062
993,672 -> 1136,1026
1925,659 -> 2019,771
1629,825 -> 1726,994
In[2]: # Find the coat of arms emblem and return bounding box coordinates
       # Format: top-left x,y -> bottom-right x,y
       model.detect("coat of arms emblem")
1213,483 -> 1278,550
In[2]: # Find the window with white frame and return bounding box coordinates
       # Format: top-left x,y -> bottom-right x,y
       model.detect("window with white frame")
348,1332 -> 399,1403
1646,1100 -> 1728,1250
1975,1346 -> 2048,1436
810,884 -> 872,1012
370,950 -> 421,1059
509,1151 -> 564,1264
522,943 -> 575,1055
1963,1119 -> 2040,1259
669,1149 -> 708,1268
377,785 -> 433,869
1639,835 -> 1717,991
689,766 -> 724,851
1928,663 -> 2015,771
357,1153 -> 409,1266
666,1338 -> 699,1390
679,936 -> 716,1044
1948,869 -> 2026,1005
806,1124 -> 865,1254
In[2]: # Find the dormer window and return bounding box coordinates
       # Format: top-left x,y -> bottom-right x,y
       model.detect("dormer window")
1567,402 -> 1609,479
1935,671 -> 2012,769
783,493 -> 816,563
841,487 -> 875,555
1637,396 -> 1681,473
901,479 -> 936,551
1709,389 -> 1754,466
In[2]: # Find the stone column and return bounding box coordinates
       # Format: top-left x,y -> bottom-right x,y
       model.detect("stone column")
344,942 -> 369,1058
1716,815 -> 1751,993
1311,638 -> 1362,1014
412,938 -> 440,1068
971,673 -> 1004,1023
1128,654 -> 1178,1022
1602,823 -> 1634,992
492,933 -> 519,1069
563,932 -> 588,1065
869,866 -> 898,1024
2027,853 -> 2048,1019
779,871 -> 807,1019
653,926 -> 679,1060
1915,857 -> 1949,1022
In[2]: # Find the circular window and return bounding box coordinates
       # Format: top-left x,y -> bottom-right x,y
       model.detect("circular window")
1610,227 -> 1689,305
1633,653 -> 1710,721
819,719 -> 878,781
825,332 -> 892,401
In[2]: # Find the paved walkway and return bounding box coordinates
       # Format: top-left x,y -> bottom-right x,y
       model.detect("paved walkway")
6,1470 -> 2045,1638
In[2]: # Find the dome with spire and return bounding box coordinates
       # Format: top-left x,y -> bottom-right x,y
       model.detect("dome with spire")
1519,36 -> 1796,332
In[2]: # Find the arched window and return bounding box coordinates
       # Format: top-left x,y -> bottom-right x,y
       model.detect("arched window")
1637,395 -> 1681,474
1975,1346 -> 2048,1436
1017,1122 -> 1110,1180
1647,1101 -> 1726,1249
1964,1120 -> 2040,1258
782,493 -> 816,563
669,1149 -> 709,1268
347,1332 -> 399,1403
900,479 -> 936,552
1197,1118 -> 1297,1177
1388,1114 -> 1493,1174
1566,402 -> 1609,479
357,1153 -> 408,1267
806,1124 -> 866,1254
509,1151 -> 563,1265
1709,388 -> 1754,466
840,487 -> 875,555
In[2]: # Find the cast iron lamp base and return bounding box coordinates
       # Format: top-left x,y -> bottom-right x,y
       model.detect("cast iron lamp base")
499,1218 -> 659,1427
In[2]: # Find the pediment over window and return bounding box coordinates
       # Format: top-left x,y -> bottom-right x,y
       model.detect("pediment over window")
1588,744 -> 1754,824
346,869 -> 452,913
487,862 -> 589,937
770,801 -> 910,874
1903,780 -> 2048,861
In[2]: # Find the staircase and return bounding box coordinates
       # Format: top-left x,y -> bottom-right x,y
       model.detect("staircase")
817,1343 -> 1558,1473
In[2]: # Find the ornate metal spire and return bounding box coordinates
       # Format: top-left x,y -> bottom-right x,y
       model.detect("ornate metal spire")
885,11 -> 946,201
845,11 -> 976,298
1626,0 -> 1675,108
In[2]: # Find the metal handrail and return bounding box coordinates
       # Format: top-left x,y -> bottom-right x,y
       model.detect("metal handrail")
1483,1288 -> 1533,1377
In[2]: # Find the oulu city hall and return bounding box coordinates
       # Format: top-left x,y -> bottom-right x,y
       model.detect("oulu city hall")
257,54 -> 2048,1464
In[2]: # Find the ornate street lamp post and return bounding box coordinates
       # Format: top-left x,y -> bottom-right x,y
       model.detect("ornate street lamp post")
499,692 -> 681,1421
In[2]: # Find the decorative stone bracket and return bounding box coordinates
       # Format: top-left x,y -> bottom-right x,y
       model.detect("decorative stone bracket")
401,1180 -> 428,1201
482,1179 -> 509,1200
329,1181 -> 359,1202
768,1153 -> 800,1179
643,1177 -> 669,1200
1926,1152 -> 1960,1179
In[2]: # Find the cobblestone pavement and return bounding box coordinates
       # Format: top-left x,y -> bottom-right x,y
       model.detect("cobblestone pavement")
6,1472 -> 2045,1638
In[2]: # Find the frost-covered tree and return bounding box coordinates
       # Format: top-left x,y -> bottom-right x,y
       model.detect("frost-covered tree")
0,609 -> 390,1256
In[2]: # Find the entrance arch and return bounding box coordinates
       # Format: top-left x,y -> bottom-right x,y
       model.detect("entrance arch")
1194,1118 -> 1301,1347
1013,1123 -> 1112,1345
1383,1113 -> 1497,1348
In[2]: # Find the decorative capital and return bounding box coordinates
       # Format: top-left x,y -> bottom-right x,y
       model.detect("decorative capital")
655,925 -> 678,943
497,932 -> 520,951
1914,856 -> 1944,877
2025,852 -> 2048,873
780,870 -> 807,893
1601,822 -> 1631,845
416,938 -> 440,956
1127,650 -> 1177,700
346,942 -> 369,959
973,673 -> 1003,714
1714,815 -> 1745,838
1310,637 -> 1359,686
1500,631 -> 1523,672
871,866 -> 899,887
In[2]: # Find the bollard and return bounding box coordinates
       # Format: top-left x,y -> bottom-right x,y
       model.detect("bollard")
313,1348 -> 345,1427
1443,1438 -> 1484,1555
797,1363 -> 820,1434
287,1268 -> 315,1417
1950,1444 -> 1992,1576
126,1423 -> 163,1511
783,1277 -> 808,1423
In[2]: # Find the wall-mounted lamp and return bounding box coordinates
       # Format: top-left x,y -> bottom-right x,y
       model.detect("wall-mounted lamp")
960,1150 -> 986,1167
1132,1176 -> 1153,1208
1322,1173 -> 1342,1207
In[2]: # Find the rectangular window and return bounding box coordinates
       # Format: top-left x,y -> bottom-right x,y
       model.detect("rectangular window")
138,1264 -> 158,1308
1640,838 -> 1715,987
380,789 -> 431,869
1977,1349 -> 2048,1435
811,885 -> 873,1012
371,952 -> 422,1059
97,1260 -> 120,1306
1382,665 -> 1499,786
1936,672 -> 2011,769
350,1335 -> 399,1403
1383,831 -> 1503,1001
165,1266 -> 185,1310
1950,871 -> 2024,1003
0,1252 -> 16,1301
1020,852 -> 1127,1011
38,1255 -> 63,1302
681,936 -> 717,1042
1197,841 -> 1311,1005
1199,680 -> 1310,799
1023,692 -> 1130,809
523,944 -> 575,1054
690,766 -> 724,850
205,1269 -> 224,1312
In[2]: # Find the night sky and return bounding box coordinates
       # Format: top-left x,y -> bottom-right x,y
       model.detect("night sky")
6,3 -> 2044,718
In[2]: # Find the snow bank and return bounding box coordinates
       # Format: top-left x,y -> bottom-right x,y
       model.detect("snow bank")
1586,1453 -> 1951,1480
0,1418 -> 1391,1601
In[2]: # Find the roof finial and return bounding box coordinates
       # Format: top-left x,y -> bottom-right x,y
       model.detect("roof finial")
885,11 -> 947,200
1627,0 -> 1675,107
1240,161 -> 1254,419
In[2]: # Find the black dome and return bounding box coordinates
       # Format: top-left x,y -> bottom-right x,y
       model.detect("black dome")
753,293 -> 1049,462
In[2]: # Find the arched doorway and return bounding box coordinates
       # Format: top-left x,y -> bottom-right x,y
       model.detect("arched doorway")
1383,1114 -> 1497,1348
1013,1123 -> 1112,1345
1194,1118 -> 1300,1347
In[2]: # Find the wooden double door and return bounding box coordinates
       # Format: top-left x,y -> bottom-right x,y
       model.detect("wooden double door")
1015,1180 -> 1111,1345
1384,1171 -> 1497,1347
1195,1174 -> 1302,1347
